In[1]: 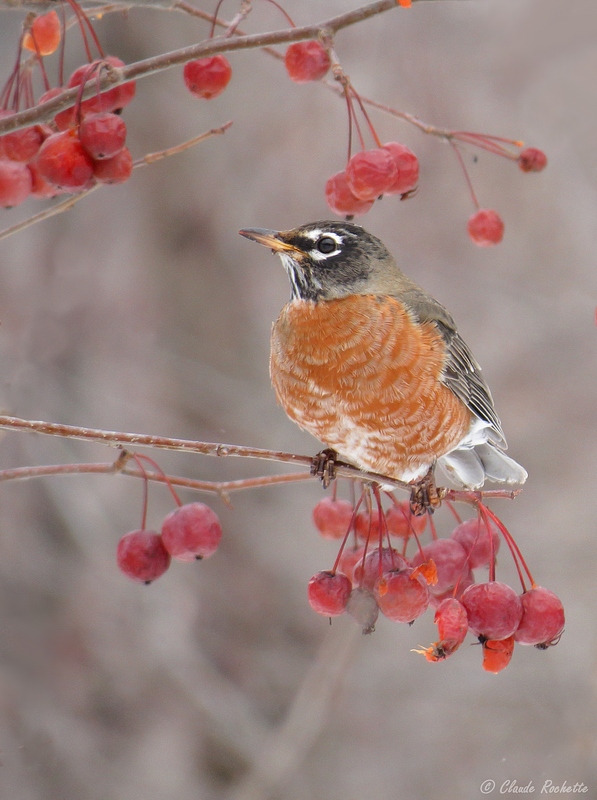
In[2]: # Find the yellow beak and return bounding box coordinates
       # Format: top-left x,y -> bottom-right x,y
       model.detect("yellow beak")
239,228 -> 301,254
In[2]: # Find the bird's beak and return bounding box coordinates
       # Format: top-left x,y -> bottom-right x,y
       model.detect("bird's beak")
239,228 -> 300,254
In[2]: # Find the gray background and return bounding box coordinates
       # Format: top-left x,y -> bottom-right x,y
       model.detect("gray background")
0,1 -> 595,798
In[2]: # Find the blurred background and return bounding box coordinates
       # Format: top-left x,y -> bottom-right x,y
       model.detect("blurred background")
0,0 -> 596,798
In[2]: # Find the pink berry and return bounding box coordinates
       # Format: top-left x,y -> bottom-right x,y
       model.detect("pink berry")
467,208 -> 504,247
79,112 -> 127,160
337,544 -> 366,583
36,130 -> 95,190
382,141 -> 420,195
325,170 -> 374,217
161,501 -> 222,561
0,159 -> 32,207
345,148 -> 398,202
514,587 -> 565,647
68,56 -> 136,116
518,147 -> 547,173
92,146 -> 133,184
116,529 -> 171,583
451,517 -> 500,569
353,547 -> 408,591
183,55 -> 232,100
312,496 -> 353,540
284,41 -> 331,84
374,567 -> 430,623
28,161 -> 62,199
411,538 -> 469,596
461,581 -> 523,640
385,500 -> 427,540
1,124 -> 45,162
308,571 -> 352,616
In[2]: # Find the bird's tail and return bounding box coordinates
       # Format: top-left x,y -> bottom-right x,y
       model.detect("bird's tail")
439,443 -> 528,490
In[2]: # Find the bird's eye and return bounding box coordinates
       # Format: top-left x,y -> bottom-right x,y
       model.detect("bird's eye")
316,236 -> 337,255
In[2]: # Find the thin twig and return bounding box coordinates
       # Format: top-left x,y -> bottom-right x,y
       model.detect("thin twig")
0,0 -> 401,134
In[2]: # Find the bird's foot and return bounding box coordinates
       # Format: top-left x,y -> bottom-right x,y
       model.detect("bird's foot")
410,466 -> 446,516
310,448 -> 338,489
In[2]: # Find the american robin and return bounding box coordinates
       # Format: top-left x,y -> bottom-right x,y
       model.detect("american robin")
239,220 -> 527,491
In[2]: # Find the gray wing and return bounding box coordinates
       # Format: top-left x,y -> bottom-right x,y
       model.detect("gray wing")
399,288 -> 507,448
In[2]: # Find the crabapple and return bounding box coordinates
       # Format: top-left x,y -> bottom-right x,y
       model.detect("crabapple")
183,56 -> 232,99
161,501 -> 222,561
312,496 -> 353,540
117,529 -> 171,583
461,581 -> 523,640
514,587 -> 565,647
284,41 -> 331,83
467,208 -> 504,246
308,571 -> 352,617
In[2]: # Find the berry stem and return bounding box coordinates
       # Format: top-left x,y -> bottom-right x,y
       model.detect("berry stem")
450,140 -> 480,210
131,454 -> 150,531
262,0 -> 295,28
133,453 -> 184,507
479,503 -> 535,590
350,85 -> 383,149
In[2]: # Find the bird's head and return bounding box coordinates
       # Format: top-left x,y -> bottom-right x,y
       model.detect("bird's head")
239,220 -> 412,302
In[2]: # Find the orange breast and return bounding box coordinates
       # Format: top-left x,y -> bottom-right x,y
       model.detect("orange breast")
270,295 -> 472,482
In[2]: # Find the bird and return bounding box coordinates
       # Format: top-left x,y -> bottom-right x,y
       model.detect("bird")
239,220 -> 527,492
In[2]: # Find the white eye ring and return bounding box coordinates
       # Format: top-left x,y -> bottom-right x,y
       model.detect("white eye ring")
316,236 -> 337,254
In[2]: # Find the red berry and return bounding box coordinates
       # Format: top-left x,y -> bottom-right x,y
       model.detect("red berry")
420,597 -> 468,661
411,538 -> 469,596
337,544 -> 366,583
345,148 -> 398,202
354,510 -> 385,542
1,124 -> 45,162
0,159 -> 32,207
79,112 -> 127,160
353,547 -> 408,591
284,41 -> 331,84
36,131 -> 95,190
467,208 -> 504,247
308,571 -> 352,617
325,170 -> 374,217
461,581 -> 523,640
23,10 -> 61,56
450,517 -> 500,569
68,57 -> 136,118
514,587 -> 565,647
28,162 -> 62,199
92,146 -> 133,185
382,142 -> 419,195
312,496 -> 353,540
518,147 -> 547,173
482,636 -> 515,673
183,56 -> 232,100
385,500 -> 427,540
161,502 -> 222,562
374,567 -> 430,623
116,529 -> 171,583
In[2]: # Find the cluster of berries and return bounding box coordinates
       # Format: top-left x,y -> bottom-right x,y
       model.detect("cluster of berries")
117,501 -> 223,583
309,495 -> 564,673
325,143 -> 419,218
0,7 -> 136,208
